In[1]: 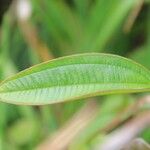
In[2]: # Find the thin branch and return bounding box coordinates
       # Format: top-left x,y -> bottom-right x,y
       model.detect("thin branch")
121,138 -> 150,150
15,0 -> 54,61
102,95 -> 150,133
18,20 -> 54,61
123,0 -> 144,33
37,100 -> 99,150
94,111 -> 150,150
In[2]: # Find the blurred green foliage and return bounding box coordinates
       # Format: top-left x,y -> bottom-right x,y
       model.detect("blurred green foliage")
0,0 -> 149,149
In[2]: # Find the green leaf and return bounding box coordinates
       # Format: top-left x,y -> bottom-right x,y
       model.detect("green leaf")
0,53 -> 150,105
130,46 -> 150,70
82,0 -> 138,51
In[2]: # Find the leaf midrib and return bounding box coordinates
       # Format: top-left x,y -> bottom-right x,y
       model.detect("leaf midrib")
0,82 -> 150,94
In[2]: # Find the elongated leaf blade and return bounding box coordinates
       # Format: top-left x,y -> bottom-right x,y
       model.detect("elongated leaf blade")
0,53 -> 150,105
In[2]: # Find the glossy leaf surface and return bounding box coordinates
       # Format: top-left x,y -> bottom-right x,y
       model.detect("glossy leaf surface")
0,53 -> 150,105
